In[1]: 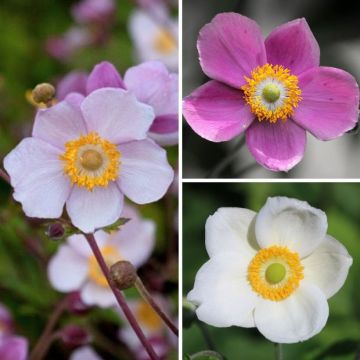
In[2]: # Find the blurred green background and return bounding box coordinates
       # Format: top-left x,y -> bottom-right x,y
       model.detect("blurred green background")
183,183 -> 360,360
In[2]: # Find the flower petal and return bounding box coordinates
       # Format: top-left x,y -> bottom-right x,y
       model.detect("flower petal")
303,235 -> 352,299
67,233 -> 106,258
255,197 -> 327,257
117,139 -> 174,204
198,13 -> 266,88
86,61 -> 125,94
188,254 -> 258,328
124,61 -> 178,116
205,207 -> 258,259
254,282 -> 329,343
4,138 -> 71,219
81,88 -> 154,144
66,182 -> 124,233
81,282 -> 115,307
265,18 -> 320,75
108,205 -> 155,268
0,336 -> 28,360
48,244 -> 88,292
293,67 -> 359,140
245,119 -> 306,172
57,71 -> 88,100
70,346 -> 102,360
32,101 -> 87,150
183,81 -> 255,142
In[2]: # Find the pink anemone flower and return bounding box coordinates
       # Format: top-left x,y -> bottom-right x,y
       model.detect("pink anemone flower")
4,88 -> 173,233
183,13 -> 359,171
57,61 -> 178,146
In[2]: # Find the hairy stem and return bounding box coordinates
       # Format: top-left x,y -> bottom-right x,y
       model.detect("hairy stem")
84,233 -> 159,360
0,168 -> 10,184
275,343 -> 284,360
135,276 -> 178,336
29,296 -> 68,360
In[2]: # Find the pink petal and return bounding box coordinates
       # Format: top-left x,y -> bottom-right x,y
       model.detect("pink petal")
57,71 -> 88,100
81,282 -> 115,307
81,88 -> 154,144
149,131 -> 178,147
183,80 -> 255,142
48,245 -> 88,292
4,138 -> 71,218
64,93 -> 85,109
265,18 -> 320,75
0,336 -> 28,360
124,61 -> 178,116
198,13 -> 266,88
117,139 -> 174,204
66,182 -> 124,233
86,61 -> 125,94
150,114 -> 178,134
246,119 -> 306,171
33,101 -> 87,150
293,66 -> 359,140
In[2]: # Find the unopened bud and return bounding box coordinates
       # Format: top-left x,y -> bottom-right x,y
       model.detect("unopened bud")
47,222 -> 65,239
67,291 -> 89,315
60,324 -> 91,347
110,260 -> 137,290
32,83 -> 56,105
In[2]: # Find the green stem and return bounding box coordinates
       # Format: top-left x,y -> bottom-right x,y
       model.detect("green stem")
196,320 -> 216,351
275,343 -> 284,360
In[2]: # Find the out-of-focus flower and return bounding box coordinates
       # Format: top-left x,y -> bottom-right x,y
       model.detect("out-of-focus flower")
60,325 -> 91,347
45,27 -> 91,61
72,0 -> 115,24
188,197 -> 352,343
70,346 -> 102,360
4,85 -> 173,232
57,61 -> 178,146
48,205 -> 155,307
0,305 -> 13,337
119,295 -> 176,358
129,9 -> 178,72
0,336 -> 28,360
183,14 -> 359,171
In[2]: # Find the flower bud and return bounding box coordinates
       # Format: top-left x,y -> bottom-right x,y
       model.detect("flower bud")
32,83 -> 56,105
46,222 -> 65,239
110,260 -> 137,290
60,324 -> 91,347
66,291 -> 89,315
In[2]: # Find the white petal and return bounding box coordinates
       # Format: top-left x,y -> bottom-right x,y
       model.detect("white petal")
117,139 -> 174,204
4,138 -> 71,219
254,282 -> 329,343
48,245 -> 88,292
187,254 -> 258,328
255,197 -> 327,257
70,346 -> 102,360
205,207 -> 258,260
108,205 -> 155,268
66,183 -> 124,233
81,88 -> 154,144
81,282 -> 116,308
32,101 -> 87,150
303,235 -> 352,299
67,233 -> 108,258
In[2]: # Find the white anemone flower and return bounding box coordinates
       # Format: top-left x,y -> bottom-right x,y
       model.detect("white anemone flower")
187,197 -> 352,344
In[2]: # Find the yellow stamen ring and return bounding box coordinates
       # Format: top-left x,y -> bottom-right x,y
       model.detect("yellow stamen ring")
242,64 -> 302,123
154,28 -> 177,55
247,245 -> 304,301
88,245 -> 122,287
61,132 -> 120,191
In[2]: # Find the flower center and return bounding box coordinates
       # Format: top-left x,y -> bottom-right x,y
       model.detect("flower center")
242,64 -> 302,123
61,132 -> 120,191
247,245 -> 304,301
88,245 -> 122,287
154,28 -> 177,54
136,301 -> 163,331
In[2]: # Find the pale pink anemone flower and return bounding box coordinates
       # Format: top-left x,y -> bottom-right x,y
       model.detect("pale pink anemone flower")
57,61 -> 178,146
0,336 -> 28,360
70,346 -> 102,360
4,86 -> 173,233
183,13 -> 359,171
48,204 -> 155,307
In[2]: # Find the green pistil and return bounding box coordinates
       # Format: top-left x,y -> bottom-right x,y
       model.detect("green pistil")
262,84 -> 281,103
265,263 -> 286,284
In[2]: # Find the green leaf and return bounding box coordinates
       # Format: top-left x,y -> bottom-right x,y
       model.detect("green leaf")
102,218 -> 130,234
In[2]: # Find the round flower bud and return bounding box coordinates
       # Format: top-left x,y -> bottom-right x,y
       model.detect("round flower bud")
60,324 -> 91,347
66,291 -> 89,315
46,222 -> 65,240
110,260 -> 137,290
32,83 -> 55,104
